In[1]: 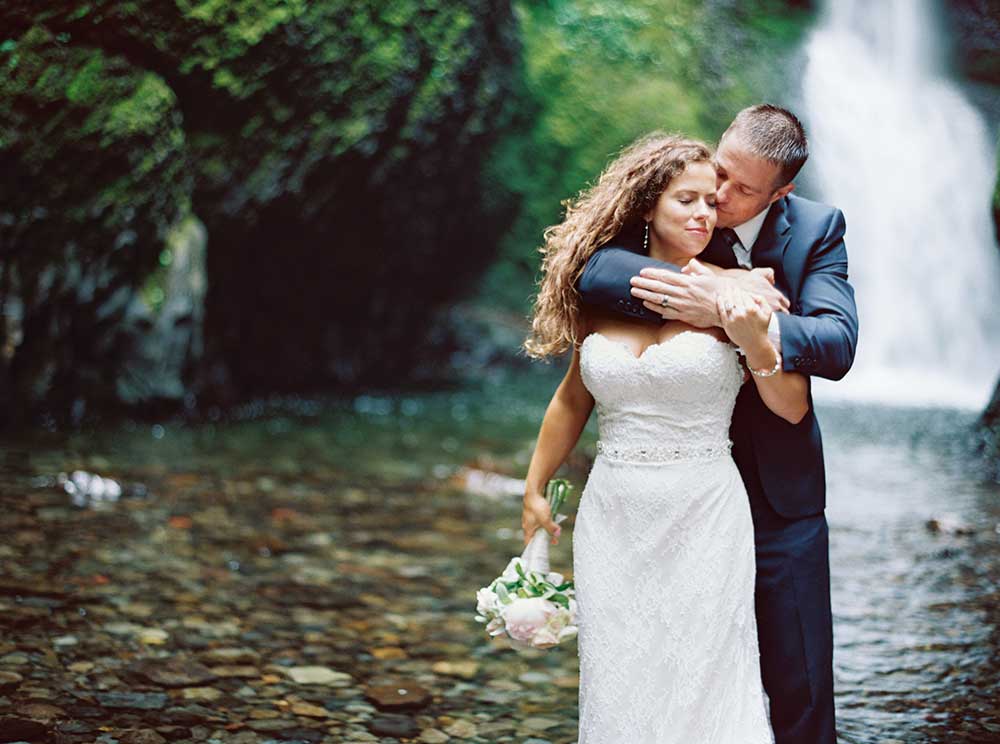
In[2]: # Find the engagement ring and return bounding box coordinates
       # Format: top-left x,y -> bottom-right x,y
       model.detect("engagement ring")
660,295 -> 669,307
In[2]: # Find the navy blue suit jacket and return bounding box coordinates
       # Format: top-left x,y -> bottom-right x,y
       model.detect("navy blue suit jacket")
576,194 -> 859,519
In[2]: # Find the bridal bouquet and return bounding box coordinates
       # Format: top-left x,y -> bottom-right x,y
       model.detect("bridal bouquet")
474,479 -> 578,651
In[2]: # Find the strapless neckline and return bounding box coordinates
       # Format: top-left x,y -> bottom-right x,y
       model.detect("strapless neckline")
581,330 -> 732,363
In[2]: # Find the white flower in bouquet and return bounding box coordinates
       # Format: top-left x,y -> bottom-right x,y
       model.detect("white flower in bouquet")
476,586 -> 501,617
473,479 -> 578,651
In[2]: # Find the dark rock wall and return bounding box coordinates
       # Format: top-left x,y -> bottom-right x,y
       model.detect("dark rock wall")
0,1 -> 523,425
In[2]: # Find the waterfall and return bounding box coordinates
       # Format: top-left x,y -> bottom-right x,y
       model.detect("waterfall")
802,0 -> 1000,410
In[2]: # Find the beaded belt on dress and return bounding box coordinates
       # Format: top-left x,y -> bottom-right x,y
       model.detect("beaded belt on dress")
595,439 -> 733,463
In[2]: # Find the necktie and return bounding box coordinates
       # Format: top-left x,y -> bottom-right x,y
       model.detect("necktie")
717,227 -> 751,269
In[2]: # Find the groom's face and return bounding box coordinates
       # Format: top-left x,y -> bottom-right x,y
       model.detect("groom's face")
713,133 -> 791,228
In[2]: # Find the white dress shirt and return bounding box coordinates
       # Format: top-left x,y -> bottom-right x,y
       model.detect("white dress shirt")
729,205 -> 782,347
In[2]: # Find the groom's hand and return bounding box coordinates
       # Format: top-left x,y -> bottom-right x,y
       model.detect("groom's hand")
629,259 -> 723,328
738,268 -> 790,314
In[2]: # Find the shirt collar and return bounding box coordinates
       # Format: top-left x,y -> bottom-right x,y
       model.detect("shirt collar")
733,204 -> 772,250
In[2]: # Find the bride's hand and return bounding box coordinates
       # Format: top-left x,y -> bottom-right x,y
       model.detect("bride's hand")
522,491 -> 561,547
718,284 -> 771,353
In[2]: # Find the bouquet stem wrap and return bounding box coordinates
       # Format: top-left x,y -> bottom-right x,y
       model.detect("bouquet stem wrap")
520,478 -> 572,573
520,513 -> 568,574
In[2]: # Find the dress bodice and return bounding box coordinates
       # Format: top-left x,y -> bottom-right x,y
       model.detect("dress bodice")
579,331 -> 744,461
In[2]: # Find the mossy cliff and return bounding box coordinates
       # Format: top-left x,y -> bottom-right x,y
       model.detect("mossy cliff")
0,1 -> 523,425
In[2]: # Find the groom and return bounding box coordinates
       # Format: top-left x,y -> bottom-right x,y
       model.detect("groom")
575,104 -> 858,744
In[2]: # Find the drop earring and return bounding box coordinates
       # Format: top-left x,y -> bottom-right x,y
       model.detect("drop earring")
643,221 -> 650,253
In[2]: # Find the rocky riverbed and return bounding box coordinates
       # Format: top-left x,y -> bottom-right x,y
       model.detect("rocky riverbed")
0,376 -> 998,743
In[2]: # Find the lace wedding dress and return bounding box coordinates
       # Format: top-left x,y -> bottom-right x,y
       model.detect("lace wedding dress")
573,330 -> 773,744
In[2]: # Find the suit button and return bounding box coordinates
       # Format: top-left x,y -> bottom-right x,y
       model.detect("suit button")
617,299 -> 625,307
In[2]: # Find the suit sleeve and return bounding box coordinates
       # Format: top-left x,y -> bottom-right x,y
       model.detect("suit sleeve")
576,247 -> 680,324
777,209 -> 859,381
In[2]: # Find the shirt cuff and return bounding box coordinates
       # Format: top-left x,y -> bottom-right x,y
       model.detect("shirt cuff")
767,311 -> 782,352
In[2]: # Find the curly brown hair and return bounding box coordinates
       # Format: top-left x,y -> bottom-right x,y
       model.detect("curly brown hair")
523,132 -> 713,359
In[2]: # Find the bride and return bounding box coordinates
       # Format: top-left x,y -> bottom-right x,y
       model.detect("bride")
520,133 -> 808,743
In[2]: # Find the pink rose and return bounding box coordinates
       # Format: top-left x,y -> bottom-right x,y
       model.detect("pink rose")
502,597 -> 556,642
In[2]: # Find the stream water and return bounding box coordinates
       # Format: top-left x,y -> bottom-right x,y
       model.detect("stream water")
1,369 -> 997,742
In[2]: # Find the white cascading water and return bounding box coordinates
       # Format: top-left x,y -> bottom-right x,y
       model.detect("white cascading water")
802,0 -> 1000,410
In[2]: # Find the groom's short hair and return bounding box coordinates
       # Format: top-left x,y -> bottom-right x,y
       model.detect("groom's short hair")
722,104 -> 808,188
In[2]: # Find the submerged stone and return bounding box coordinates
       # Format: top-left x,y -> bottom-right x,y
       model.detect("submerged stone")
94,692 -> 169,710
365,683 -> 432,711
128,658 -> 218,688
368,714 -> 420,738
284,667 -> 352,686
0,716 -> 49,741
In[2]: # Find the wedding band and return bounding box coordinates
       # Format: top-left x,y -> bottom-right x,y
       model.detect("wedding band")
660,294 -> 669,307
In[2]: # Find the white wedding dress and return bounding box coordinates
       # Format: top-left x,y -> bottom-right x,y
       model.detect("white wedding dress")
573,330 -> 773,744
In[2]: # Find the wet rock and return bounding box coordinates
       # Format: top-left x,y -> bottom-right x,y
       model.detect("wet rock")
161,704 -> 223,724
443,718 -> 477,738
57,720 -> 99,734
419,729 -> 450,743
284,666 -> 352,686
370,646 -> 408,660
342,701 -> 377,715
210,665 -> 260,678
179,617 -> 240,638
289,701 -> 330,718
368,714 -> 420,738
244,719 -> 295,732
154,728 -> 194,742
365,683 -> 432,711
257,584 -> 361,610
14,703 -> 65,724
103,622 -> 170,645
94,691 -> 169,710
178,686 -> 224,702
0,717 -> 48,741
520,716 -> 560,732
248,708 -> 281,719
517,671 -> 551,686
430,660 -> 479,680
128,658 -> 218,688
476,720 -> 517,736
117,730 -> 168,744
200,647 -> 260,665
222,733 -> 260,744
0,671 -> 23,692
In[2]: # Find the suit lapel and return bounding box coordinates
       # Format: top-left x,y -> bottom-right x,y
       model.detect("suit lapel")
751,197 -> 792,271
